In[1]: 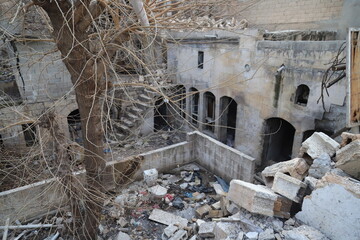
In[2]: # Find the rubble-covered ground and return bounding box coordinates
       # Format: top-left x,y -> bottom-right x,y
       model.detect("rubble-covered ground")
2,132 -> 360,240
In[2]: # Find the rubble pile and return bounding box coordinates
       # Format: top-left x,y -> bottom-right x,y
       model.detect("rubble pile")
98,131 -> 359,240
169,17 -> 248,31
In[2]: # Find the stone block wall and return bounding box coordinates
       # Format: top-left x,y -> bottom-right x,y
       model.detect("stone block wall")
224,0 -> 344,31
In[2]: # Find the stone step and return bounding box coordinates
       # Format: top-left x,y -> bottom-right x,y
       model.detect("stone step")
126,112 -> 139,120
113,122 -> 131,133
129,106 -> 143,115
135,101 -> 153,108
121,118 -> 134,127
139,93 -> 153,102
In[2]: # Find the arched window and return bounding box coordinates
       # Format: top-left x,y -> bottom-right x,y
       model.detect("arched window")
295,84 -> 310,106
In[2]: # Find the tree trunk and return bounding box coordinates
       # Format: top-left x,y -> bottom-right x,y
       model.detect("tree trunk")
33,1 -> 108,238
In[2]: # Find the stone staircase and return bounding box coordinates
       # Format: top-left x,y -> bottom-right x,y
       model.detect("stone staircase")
109,88 -> 157,143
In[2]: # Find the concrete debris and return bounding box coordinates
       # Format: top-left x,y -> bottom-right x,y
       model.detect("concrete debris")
335,139 -> 360,179
282,225 -> 329,240
163,224 -> 178,238
340,132 -> 360,147
213,183 -> 227,196
227,179 -> 291,218
304,176 -> 318,191
308,153 -> 332,179
214,222 -> 240,239
168,229 -> 187,240
296,173 -> 360,240
195,204 -> 212,218
246,231 -> 259,240
149,185 -> 168,198
115,231 -> 131,240
272,172 -> 307,203
299,132 -> 340,159
198,221 -> 216,238
237,231 -> 244,240
262,158 -> 309,187
149,209 -> 188,228
258,228 -> 275,240
143,168 -> 158,186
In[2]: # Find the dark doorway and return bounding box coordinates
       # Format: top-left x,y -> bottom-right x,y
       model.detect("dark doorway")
154,97 -> 170,131
219,96 -> 237,147
204,92 -> 215,132
67,109 -> 82,144
262,118 -> 295,166
22,123 -> 37,147
189,87 -> 199,125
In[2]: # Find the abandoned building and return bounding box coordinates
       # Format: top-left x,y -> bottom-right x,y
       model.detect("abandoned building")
0,0 -> 360,239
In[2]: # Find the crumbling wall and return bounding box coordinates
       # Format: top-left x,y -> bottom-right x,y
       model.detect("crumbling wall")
223,0 -> 345,32
168,30 -> 347,164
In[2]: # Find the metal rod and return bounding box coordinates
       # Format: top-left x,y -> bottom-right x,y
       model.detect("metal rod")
0,224 -> 61,230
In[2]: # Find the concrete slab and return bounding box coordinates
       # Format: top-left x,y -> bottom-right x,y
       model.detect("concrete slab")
149,209 -> 188,228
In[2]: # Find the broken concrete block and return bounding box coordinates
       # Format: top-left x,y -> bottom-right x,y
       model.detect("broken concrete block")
115,231 -> 131,240
299,132 -> 340,159
149,185 -> 167,198
196,219 -> 205,227
198,221 -> 216,238
304,176 -> 318,191
308,153 -> 332,179
214,222 -> 239,240
227,180 -> 291,218
245,232 -> 259,240
149,209 -> 188,228
143,168 -> 158,186
258,228 -> 275,240
212,201 -> 221,210
272,172 -> 307,203
164,224 -> 178,238
296,173 -> 360,240
262,158 -> 309,187
208,209 -> 224,218
282,225 -> 329,240
335,139 -> 360,179
340,132 -> 360,147
213,183 -> 227,196
169,229 -> 188,240
237,232 -> 244,240
195,204 -> 212,218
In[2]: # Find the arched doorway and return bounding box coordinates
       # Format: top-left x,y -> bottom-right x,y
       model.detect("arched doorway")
67,109 -> 82,143
154,97 -> 170,131
204,91 -> 216,133
262,118 -> 295,166
189,87 -> 199,126
295,84 -> 310,106
219,96 -> 237,147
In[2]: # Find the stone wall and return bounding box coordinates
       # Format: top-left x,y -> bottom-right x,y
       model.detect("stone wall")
0,131 -> 255,224
223,0 -> 348,33
167,29 -> 347,164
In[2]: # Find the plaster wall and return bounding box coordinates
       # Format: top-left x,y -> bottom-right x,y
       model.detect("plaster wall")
167,30 -> 347,163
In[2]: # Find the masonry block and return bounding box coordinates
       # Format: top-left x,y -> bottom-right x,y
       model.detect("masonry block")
335,140 -> 360,179
227,180 -> 291,218
262,158 -> 309,187
272,172 -> 307,203
299,132 -> 340,159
